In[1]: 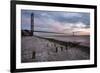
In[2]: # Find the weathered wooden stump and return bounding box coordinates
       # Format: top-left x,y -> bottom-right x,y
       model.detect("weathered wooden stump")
55,47 -> 58,53
32,51 -> 36,59
61,46 -> 63,51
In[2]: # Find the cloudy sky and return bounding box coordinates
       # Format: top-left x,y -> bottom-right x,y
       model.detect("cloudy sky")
21,10 -> 90,36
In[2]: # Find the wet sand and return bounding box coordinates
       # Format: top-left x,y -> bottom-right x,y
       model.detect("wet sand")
21,36 -> 90,63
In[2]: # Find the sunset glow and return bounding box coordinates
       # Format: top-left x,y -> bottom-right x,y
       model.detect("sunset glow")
21,10 -> 90,36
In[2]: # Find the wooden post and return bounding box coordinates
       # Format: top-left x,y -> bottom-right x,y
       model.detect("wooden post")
32,51 -> 36,59
55,47 -> 58,53
61,46 -> 63,51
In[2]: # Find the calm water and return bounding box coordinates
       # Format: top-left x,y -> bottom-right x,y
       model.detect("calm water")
45,36 -> 90,46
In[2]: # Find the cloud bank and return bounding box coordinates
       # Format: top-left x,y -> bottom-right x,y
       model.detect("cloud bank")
21,10 -> 90,36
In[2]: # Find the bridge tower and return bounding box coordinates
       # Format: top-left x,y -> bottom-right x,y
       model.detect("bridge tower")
31,13 -> 34,36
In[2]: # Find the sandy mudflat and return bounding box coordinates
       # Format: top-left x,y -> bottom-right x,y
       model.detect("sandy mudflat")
21,36 -> 90,63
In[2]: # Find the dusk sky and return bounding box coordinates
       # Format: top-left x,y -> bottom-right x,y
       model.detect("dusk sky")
21,10 -> 90,36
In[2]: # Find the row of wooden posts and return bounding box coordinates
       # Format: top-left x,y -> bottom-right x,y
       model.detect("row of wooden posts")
32,42 -> 68,59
